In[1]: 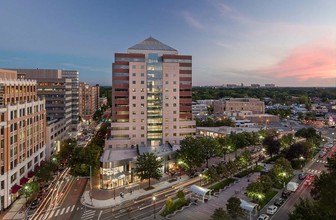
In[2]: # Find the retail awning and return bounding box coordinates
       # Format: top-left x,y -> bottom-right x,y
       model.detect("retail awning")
28,170 -> 35,178
20,177 -> 29,186
10,184 -> 21,194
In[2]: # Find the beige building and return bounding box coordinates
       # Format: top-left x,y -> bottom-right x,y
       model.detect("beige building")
101,37 -> 195,189
78,82 -> 100,121
0,69 -> 46,210
214,98 -> 265,115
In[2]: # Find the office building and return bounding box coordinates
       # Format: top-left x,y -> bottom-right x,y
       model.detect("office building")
0,69 -> 46,210
11,69 -> 80,133
79,82 -> 100,121
101,37 -> 195,189
214,98 -> 265,115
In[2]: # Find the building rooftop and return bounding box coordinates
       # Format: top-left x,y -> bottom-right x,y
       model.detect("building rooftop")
128,37 -> 177,52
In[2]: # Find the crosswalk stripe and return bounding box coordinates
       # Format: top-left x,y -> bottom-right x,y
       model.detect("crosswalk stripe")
55,209 -> 60,216
49,210 -> 56,218
60,207 -> 65,215
66,206 -> 70,213
71,205 -> 75,212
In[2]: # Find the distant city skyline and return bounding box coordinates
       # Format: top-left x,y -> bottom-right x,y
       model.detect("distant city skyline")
0,0 -> 336,87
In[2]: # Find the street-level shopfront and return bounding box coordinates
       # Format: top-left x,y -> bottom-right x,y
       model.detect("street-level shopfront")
99,146 -> 176,190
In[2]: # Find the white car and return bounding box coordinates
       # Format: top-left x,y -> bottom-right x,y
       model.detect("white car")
258,214 -> 270,220
267,205 -> 278,215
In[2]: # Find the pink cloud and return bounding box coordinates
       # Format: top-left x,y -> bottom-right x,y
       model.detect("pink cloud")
260,41 -> 336,81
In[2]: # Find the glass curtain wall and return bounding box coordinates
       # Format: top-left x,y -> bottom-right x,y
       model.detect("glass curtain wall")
146,54 -> 163,147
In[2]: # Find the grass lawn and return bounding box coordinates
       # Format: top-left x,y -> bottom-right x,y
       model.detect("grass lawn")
234,165 -> 264,178
209,178 -> 236,192
254,190 -> 278,209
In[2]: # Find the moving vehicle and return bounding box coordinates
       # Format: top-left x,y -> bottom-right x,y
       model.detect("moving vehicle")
319,151 -> 327,158
287,181 -> 299,192
274,198 -> 285,207
258,214 -> 270,220
299,172 -> 306,180
266,205 -> 278,215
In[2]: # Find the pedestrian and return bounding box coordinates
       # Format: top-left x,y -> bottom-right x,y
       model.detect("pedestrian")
130,190 -> 132,195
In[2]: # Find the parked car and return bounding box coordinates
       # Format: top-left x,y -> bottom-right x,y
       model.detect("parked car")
282,190 -> 291,199
266,205 -> 278,215
30,199 -> 39,210
258,214 -> 270,220
274,198 -> 285,207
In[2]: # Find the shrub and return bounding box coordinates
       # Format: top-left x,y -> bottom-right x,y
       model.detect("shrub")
165,198 -> 174,211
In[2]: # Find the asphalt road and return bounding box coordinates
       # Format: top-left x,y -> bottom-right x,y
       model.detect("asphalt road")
270,146 -> 333,220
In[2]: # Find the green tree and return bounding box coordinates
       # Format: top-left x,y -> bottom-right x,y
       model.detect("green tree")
134,152 -> 162,189
177,136 -> 204,174
246,182 -> 264,201
260,175 -> 273,193
280,134 -> 294,149
204,167 -> 220,183
285,141 -> 313,162
238,150 -> 252,169
211,208 -> 232,220
269,157 -> 293,187
262,136 -> 280,158
226,196 -> 243,219
165,198 -> 174,212
200,137 -> 221,168
20,182 -> 39,199
289,198 -> 332,220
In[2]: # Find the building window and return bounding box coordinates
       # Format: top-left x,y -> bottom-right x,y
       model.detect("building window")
133,104 -> 136,107
132,134 -> 136,138
173,81 -> 177,84
141,96 -> 144,100
173,118 -> 177,121
132,119 -> 136,122
173,89 -> 177,92
132,65 -> 136,69
165,74 -> 168,77
132,73 -> 136,77
165,81 -> 168,84
141,66 -> 144,69
141,81 -> 144,84
132,126 -> 136,130
141,134 -> 145,137
165,103 -> 169,107
141,73 -> 144,76
141,126 -> 144,130
132,88 -> 136,92
132,96 -> 136,99
132,81 -> 136,84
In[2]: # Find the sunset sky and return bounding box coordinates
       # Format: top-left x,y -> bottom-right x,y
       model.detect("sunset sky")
0,0 -> 335,87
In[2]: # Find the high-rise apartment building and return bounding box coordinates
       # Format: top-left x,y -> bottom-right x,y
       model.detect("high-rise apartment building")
11,69 -> 80,133
107,37 -> 195,149
0,69 -> 46,210
79,82 -> 100,121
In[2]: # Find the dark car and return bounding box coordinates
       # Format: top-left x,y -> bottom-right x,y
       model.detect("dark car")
30,199 -> 39,210
274,198 -> 285,206
299,172 -> 306,180
281,190 -> 291,199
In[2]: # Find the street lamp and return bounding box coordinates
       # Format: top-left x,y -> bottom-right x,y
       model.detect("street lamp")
152,196 -> 156,219
280,172 -> 287,189
299,156 -> 304,170
199,174 -> 202,186
178,161 -> 182,179
24,186 -> 28,207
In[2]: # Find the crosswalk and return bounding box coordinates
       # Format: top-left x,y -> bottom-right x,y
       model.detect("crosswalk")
306,169 -> 322,174
315,159 -> 328,164
81,209 -> 97,220
33,205 -> 96,220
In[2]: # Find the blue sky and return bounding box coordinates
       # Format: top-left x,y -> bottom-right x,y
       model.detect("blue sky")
1,0 -> 336,87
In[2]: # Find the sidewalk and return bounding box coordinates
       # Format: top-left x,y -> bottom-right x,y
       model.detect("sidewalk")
81,175 -> 190,209
1,198 -> 27,220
